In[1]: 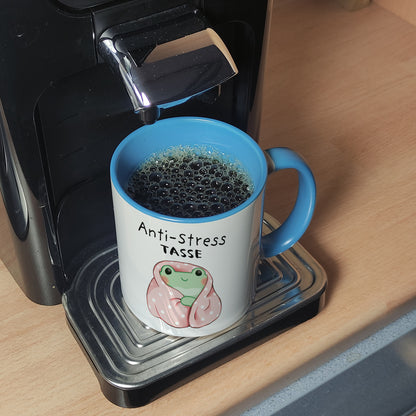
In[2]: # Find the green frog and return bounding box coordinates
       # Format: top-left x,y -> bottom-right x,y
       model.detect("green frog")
160,265 -> 208,307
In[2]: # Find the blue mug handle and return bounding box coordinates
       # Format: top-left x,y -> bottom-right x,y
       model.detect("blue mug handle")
262,147 -> 316,257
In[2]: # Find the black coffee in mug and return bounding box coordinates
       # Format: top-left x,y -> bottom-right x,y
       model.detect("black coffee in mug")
126,146 -> 254,218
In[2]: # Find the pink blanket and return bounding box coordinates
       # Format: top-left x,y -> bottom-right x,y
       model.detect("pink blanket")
146,260 -> 222,329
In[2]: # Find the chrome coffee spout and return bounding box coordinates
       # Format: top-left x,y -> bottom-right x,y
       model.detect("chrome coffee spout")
98,7 -> 238,124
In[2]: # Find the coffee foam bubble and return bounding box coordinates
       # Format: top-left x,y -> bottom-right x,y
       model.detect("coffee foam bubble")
126,146 -> 254,218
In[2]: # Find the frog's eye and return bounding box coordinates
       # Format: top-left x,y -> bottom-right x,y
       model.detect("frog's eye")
192,268 -> 204,277
162,265 -> 174,275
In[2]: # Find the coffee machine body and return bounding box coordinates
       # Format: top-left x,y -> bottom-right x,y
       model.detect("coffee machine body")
0,0 -> 271,305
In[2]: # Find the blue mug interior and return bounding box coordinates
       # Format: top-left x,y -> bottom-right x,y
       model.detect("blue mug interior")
111,117 -> 268,222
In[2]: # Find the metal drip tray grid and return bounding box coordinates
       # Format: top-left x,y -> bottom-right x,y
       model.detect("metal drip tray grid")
63,214 -> 327,407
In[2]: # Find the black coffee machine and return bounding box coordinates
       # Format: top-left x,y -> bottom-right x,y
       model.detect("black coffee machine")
0,0 -> 270,305
0,0 -> 327,407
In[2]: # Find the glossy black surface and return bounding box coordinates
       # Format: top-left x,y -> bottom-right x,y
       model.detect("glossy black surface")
0,0 -> 269,304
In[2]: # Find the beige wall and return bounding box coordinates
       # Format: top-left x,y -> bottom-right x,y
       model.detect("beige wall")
373,0 -> 416,26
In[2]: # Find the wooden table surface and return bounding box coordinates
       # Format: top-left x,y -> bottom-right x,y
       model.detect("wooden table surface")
1,1 -> 416,415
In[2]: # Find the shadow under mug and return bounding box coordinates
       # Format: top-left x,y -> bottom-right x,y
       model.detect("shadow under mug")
110,117 -> 316,337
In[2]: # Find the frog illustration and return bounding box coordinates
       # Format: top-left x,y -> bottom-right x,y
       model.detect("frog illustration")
160,264 -> 207,307
147,260 -> 222,329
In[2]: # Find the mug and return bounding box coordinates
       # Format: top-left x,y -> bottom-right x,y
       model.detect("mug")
110,117 -> 316,337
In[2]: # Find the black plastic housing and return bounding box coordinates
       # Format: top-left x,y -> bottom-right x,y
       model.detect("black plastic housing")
0,0 -> 270,304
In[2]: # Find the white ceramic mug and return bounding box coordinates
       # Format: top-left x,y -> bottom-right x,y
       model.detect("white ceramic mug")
110,117 -> 316,337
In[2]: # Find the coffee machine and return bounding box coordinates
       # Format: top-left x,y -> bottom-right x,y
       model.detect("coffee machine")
0,0 -> 270,305
0,0 -> 326,407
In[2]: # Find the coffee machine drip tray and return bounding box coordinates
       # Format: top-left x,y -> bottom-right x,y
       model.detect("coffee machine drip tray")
63,214 -> 327,408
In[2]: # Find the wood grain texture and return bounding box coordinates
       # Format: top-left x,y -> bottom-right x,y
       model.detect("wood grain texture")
374,0 -> 416,26
336,0 -> 370,11
1,1 -> 416,415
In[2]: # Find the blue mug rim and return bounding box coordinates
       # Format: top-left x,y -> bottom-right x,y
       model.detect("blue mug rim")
110,117 -> 268,224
